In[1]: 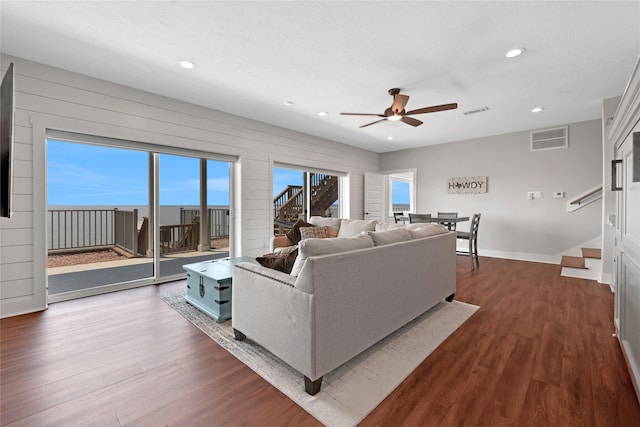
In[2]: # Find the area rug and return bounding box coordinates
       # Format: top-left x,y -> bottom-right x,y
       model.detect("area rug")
158,289 -> 479,427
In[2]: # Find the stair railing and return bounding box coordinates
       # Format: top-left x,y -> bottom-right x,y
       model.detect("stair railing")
566,185 -> 603,212
273,185 -> 304,234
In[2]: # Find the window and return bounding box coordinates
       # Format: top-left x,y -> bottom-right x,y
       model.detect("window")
388,171 -> 415,216
273,165 -> 343,234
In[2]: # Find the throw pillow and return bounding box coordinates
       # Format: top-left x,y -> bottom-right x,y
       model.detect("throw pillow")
337,218 -> 377,237
285,219 -> 315,244
256,245 -> 299,274
308,216 -> 341,232
300,226 -> 330,240
326,226 -> 338,238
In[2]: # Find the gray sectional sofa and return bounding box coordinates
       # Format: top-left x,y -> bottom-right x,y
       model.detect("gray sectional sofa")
232,217 -> 456,395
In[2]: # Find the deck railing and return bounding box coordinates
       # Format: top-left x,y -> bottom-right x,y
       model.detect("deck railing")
160,220 -> 200,254
48,206 -> 229,254
180,208 -> 229,237
114,209 -> 139,256
48,209 -> 115,251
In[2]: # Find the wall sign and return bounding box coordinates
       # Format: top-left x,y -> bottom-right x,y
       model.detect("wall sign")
448,176 -> 488,194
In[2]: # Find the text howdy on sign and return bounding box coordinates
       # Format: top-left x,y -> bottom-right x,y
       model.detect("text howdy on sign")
448,176 -> 488,194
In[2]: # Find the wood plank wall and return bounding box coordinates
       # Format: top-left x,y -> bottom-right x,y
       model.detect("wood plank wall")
0,54 -> 379,318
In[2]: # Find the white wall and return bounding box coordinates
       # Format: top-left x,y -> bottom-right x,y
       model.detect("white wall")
0,55 -> 379,318
380,120 -> 603,263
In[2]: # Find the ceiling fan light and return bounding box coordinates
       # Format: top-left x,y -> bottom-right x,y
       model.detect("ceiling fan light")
388,115 -> 402,121
178,60 -> 196,69
505,48 -> 526,58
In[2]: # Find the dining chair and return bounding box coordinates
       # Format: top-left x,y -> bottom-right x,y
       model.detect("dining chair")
408,213 -> 432,224
456,213 -> 481,270
437,211 -> 458,231
393,212 -> 406,224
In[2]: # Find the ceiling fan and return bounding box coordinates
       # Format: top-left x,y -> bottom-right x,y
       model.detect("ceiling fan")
340,88 -> 458,128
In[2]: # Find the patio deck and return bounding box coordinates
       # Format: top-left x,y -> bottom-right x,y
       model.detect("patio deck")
48,249 -> 230,295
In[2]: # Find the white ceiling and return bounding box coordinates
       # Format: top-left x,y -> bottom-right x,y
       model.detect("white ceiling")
1,1 -> 639,153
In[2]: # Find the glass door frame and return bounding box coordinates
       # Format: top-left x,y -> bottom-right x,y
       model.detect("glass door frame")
45,130 -> 238,302
272,161 -> 348,223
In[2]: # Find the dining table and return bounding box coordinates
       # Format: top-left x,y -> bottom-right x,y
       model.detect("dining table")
427,215 -> 470,230
396,214 -> 470,231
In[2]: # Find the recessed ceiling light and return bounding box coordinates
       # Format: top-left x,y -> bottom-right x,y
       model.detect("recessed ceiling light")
318,111 -> 328,116
387,136 -> 394,140
505,48 -> 526,58
285,101 -> 294,106
531,107 -> 544,113
178,60 -> 196,69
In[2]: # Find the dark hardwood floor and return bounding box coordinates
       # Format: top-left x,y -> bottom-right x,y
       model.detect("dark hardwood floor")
2,257 -> 639,426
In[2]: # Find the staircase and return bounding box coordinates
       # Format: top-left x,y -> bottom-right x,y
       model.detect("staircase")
309,173 -> 339,216
561,247 -> 602,281
273,173 -> 339,233
560,186 -> 605,282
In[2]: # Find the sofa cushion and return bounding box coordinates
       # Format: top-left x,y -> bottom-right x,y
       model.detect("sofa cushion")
285,219 -> 315,244
308,216 -> 341,232
337,219 -> 377,237
407,223 -> 449,239
300,226 -> 329,240
257,245 -> 299,274
290,234 -> 374,276
374,222 -> 403,232
369,228 -> 412,246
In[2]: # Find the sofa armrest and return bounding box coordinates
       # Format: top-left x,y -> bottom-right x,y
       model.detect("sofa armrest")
233,262 -> 298,288
271,235 -> 295,251
232,262 -> 315,378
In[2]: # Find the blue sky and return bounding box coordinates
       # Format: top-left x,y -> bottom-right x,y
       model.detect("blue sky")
273,168 -> 302,196
48,141 -> 300,206
47,140 -> 231,205
48,140 -> 407,206
392,180 -> 410,205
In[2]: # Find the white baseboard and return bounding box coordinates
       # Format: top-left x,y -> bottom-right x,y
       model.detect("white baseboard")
599,272 -> 612,287
476,248 -> 559,264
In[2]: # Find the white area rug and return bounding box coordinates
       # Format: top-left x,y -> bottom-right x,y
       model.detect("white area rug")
159,290 -> 479,427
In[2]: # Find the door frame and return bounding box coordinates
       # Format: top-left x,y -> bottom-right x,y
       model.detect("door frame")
44,130 -> 238,303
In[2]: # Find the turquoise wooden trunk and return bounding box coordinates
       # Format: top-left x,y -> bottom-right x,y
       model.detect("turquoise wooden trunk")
183,257 -> 257,323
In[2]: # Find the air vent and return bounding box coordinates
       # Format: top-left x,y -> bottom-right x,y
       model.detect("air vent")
463,107 -> 490,115
530,126 -> 568,151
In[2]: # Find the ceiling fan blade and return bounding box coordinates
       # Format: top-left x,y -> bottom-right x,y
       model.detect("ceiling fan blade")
405,103 -> 458,116
341,112 -> 386,117
401,116 -> 423,127
359,118 -> 388,128
391,94 -> 409,114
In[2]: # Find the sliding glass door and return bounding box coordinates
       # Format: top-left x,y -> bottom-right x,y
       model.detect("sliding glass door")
46,135 -> 233,301
157,155 -> 230,280
47,140 -> 154,296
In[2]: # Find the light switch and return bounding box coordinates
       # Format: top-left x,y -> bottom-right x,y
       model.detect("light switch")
554,192 -> 565,198
528,191 -> 542,199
